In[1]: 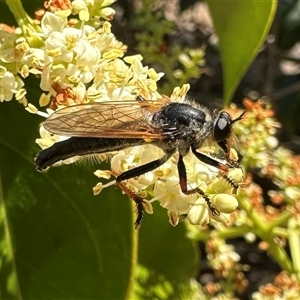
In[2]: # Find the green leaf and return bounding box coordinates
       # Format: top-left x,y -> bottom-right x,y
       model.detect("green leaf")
0,87 -> 136,299
135,203 -> 199,299
207,0 -> 277,106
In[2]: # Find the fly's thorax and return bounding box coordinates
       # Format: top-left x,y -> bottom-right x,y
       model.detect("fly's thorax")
152,102 -> 206,123
190,119 -> 214,149
150,102 -> 213,144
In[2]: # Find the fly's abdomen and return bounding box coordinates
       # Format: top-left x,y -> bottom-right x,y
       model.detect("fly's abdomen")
35,137 -> 144,171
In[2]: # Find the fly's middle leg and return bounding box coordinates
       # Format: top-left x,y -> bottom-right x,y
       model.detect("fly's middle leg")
177,154 -> 220,216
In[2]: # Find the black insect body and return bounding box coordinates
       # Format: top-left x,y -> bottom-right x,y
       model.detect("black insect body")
35,96 -> 244,228
151,103 -> 211,149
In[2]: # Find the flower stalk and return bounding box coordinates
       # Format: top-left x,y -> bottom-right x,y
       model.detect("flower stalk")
5,0 -> 43,47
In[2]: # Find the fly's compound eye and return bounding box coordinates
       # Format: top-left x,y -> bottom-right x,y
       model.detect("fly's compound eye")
213,111 -> 232,142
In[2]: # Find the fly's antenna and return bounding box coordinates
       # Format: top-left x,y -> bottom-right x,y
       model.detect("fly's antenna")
232,111 -> 246,124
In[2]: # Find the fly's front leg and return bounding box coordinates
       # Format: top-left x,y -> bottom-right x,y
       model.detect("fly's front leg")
177,155 -> 220,216
192,147 -> 242,193
217,140 -> 241,169
191,147 -> 240,172
191,147 -> 229,172
116,149 -> 176,229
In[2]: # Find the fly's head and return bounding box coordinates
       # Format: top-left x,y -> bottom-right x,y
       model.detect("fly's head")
212,111 -> 233,143
210,109 -> 245,163
212,110 -> 245,143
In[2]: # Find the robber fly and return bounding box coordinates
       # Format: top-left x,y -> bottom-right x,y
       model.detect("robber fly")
35,95 -> 245,228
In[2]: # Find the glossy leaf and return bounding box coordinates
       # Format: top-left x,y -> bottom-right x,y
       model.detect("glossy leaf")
207,0 -> 277,105
136,203 -> 198,299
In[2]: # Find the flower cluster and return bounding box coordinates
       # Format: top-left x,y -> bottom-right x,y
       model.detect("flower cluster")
203,235 -> 248,296
230,99 -> 300,222
232,99 -> 280,170
252,271 -> 299,300
0,26 -> 28,104
1,0 -> 243,227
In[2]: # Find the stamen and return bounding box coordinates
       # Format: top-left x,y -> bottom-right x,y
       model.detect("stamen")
102,180 -> 116,188
149,193 -> 167,203
37,110 -> 50,118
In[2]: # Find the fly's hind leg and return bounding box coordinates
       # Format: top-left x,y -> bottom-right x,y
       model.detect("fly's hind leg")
115,181 -> 146,230
116,149 -> 175,229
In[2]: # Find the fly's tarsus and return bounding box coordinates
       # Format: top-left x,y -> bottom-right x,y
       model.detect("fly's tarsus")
116,181 -> 145,229
226,159 -> 241,169
219,173 -> 241,194
134,201 -> 145,230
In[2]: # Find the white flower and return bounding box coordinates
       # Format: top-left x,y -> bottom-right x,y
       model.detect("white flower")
110,145 -> 161,190
39,24 -> 101,91
35,125 -> 68,149
0,68 -> 23,102
72,0 -> 117,21
72,0 -> 90,21
41,12 -> 67,36
153,179 -> 198,225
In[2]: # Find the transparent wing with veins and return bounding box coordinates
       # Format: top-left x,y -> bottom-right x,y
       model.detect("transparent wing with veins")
43,99 -> 169,139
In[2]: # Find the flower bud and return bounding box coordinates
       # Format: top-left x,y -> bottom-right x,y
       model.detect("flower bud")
210,212 -> 230,223
228,167 -> 244,184
211,194 -> 238,213
188,198 -> 209,225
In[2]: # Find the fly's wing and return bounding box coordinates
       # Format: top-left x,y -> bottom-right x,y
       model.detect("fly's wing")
43,98 -> 170,139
